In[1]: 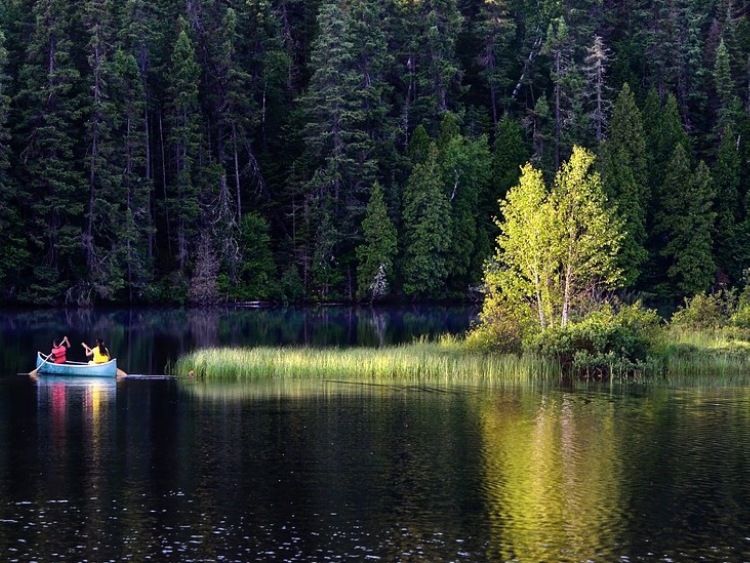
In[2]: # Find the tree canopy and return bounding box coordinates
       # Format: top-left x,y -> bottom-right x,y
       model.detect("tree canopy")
0,0 -> 748,305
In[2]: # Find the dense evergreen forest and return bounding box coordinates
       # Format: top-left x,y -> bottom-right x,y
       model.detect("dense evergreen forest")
1,0 -> 749,306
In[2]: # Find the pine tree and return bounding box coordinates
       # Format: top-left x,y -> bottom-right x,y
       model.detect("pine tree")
402,146 -> 451,299
657,145 -> 716,298
356,181 -> 398,301
600,83 -> 649,286
437,115 -> 493,293
713,38 -> 735,130
712,126 -> 742,282
164,20 -> 202,276
0,29 -> 27,293
582,35 -> 613,143
541,17 -> 582,170
14,0 -> 86,303
111,49 -> 154,302
475,0 -> 516,124
492,116 -> 529,202
82,0 -> 127,301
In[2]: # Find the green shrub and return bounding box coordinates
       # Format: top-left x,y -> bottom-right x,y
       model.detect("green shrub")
730,303 -> 750,329
670,290 -> 737,330
525,302 -> 661,380
465,295 -> 528,353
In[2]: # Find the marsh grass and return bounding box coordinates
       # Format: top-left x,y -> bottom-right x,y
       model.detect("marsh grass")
657,327 -> 750,379
172,328 -> 750,385
173,336 -> 560,385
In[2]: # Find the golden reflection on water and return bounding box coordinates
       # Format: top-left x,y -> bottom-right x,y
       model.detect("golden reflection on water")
479,391 -> 623,561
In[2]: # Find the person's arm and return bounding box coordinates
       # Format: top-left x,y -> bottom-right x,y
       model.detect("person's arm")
82,342 -> 93,356
62,336 -> 70,348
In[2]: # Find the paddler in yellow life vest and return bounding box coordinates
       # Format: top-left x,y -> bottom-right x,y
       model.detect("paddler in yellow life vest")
82,338 -> 111,364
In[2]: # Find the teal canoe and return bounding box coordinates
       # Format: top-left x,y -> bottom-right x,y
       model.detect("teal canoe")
35,352 -> 118,377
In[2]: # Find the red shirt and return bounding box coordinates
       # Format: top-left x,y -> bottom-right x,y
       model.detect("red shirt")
51,345 -> 67,364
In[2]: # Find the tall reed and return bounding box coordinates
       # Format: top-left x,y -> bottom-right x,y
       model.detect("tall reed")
173,339 -> 560,385
656,327 -> 750,379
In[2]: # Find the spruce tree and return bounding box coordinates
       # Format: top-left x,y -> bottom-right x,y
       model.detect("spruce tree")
164,21 -> 202,276
301,0 -> 391,298
475,0 -> 516,124
600,83 -> 649,286
492,116 -> 529,203
111,49 -> 154,302
356,182 -> 398,301
402,146 -> 451,299
0,29 -> 27,293
582,35 -> 613,143
436,115 -> 492,293
14,0 -> 86,303
712,126 -> 742,282
713,38 -> 736,131
82,0 -> 126,301
658,145 -> 716,298
394,0 -> 463,137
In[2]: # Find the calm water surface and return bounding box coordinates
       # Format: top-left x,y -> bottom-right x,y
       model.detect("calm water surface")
1,308 -> 750,561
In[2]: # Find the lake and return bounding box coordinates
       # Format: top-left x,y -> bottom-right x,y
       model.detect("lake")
1,307 -> 750,561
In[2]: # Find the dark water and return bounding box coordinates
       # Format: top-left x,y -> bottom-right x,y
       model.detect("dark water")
2,308 -> 750,561
0,305 -> 478,376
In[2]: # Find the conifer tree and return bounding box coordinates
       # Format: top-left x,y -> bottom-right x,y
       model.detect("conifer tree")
82,0 -> 126,301
657,145 -> 716,298
492,116 -> 529,202
235,212 -> 276,300
408,125 -> 432,166
111,49 -> 154,302
672,0 -> 708,131
356,182 -> 398,301
541,17 -> 582,170
164,21 -> 202,276
582,35 -> 613,143
644,92 -> 691,212
394,0 -> 463,137
713,38 -> 735,130
476,0 -> 516,124
301,0 -> 392,297
402,146 -> 451,299
436,115 -> 492,293
527,95 -> 554,177
600,83 -> 649,286
14,0 -> 86,303
712,126 -> 742,282
0,29 -> 27,292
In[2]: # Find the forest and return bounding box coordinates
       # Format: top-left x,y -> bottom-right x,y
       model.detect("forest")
0,0 -> 749,306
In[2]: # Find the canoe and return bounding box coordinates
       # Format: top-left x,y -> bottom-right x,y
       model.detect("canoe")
35,352 -> 118,377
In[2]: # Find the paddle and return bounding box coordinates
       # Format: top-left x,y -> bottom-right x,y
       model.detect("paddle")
29,352 -> 52,378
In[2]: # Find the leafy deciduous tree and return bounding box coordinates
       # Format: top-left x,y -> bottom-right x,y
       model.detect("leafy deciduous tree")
486,146 -> 623,329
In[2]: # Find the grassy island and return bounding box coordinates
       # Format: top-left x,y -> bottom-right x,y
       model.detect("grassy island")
173,291 -> 750,384
173,338 -> 560,384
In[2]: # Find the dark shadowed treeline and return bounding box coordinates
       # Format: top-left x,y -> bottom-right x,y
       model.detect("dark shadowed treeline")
1,0 -> 750,306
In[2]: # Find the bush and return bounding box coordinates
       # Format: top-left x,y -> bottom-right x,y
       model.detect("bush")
465,296 -> 527,353
730,304 -> 750,329
670,290 -> 737,330
525,302 -> 661,380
